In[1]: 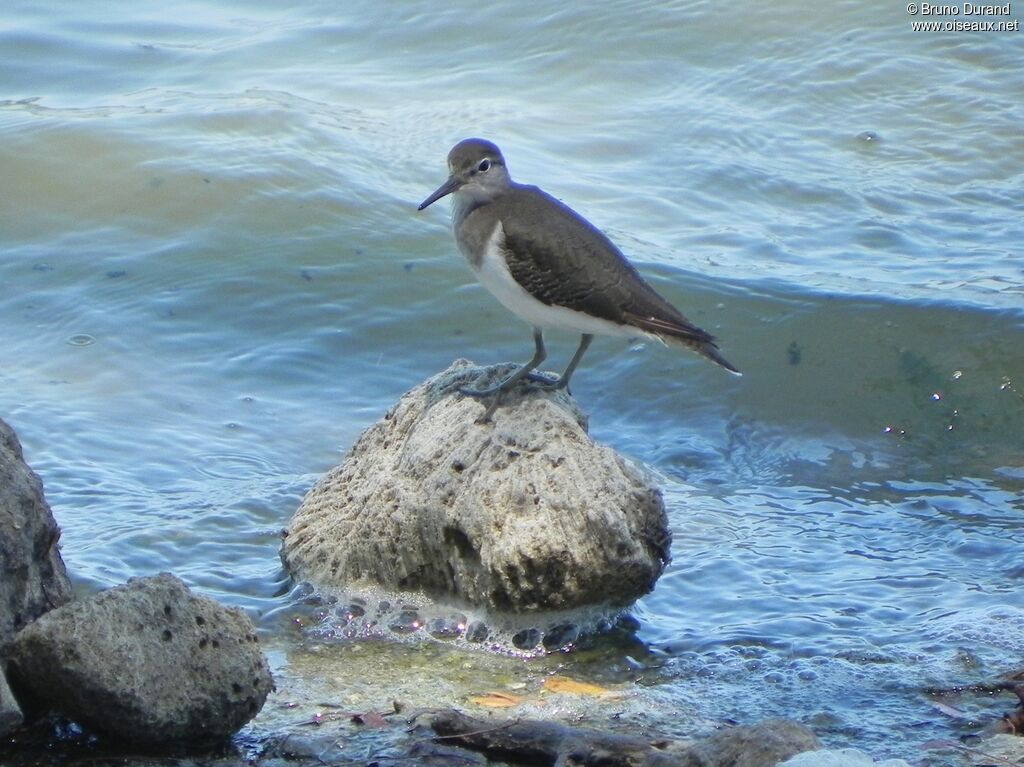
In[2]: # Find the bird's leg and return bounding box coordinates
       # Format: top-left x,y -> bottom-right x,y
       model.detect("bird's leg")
460,328 -> 547,421
529,334 -> 593,392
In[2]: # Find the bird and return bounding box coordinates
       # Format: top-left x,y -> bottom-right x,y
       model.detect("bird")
417,138 -> 739,422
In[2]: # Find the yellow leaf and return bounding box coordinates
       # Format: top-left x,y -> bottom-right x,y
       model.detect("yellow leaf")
543,676 -> 620,698
468,691 -> 524,708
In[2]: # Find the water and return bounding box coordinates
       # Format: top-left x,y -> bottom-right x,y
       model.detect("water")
1,0 -> 1022,762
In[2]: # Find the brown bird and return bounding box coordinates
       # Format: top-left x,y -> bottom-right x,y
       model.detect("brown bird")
419,138 -> 739,421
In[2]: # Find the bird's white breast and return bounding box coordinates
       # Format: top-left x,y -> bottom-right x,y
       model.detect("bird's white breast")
469,222 -> 649,339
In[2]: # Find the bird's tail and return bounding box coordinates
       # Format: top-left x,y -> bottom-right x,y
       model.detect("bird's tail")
699,340 -> 741,376
661,333 -> 740,376
628,312 -> 741,376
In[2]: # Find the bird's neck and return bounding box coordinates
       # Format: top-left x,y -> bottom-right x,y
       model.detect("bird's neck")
450,192 -> 481,233
450,182 -> 519,230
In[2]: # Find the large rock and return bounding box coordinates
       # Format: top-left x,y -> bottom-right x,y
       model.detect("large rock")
284,360 -> 670,612
6,573 -> 273,747
1,417 -> 71,738
0,417 -> 72,645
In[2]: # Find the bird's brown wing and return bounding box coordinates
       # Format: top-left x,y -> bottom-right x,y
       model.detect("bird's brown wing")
494,186 -> 738,372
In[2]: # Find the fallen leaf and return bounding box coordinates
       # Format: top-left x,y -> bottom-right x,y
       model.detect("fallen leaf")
352,711 -> 390,728
468,691 -> 525,708
543,675 -> 620,698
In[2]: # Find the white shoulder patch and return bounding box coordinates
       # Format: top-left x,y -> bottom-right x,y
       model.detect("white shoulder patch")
471,221 -> 645,339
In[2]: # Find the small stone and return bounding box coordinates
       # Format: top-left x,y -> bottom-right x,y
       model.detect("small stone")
542,623 -> 580,650
687,719 -> 820,767
465,621 -> 489,643
512,627 -> 541,650
6,573 -> 273,747
388,609 -> 423,633
426,616 -> 466,639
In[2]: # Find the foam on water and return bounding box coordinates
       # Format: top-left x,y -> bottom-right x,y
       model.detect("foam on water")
275,582 -> 635,658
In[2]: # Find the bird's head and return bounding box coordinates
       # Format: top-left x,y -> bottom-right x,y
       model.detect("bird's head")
418,138 -> 509,210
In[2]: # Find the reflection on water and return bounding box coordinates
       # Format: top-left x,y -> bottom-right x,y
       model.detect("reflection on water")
1,0 -> 1022,761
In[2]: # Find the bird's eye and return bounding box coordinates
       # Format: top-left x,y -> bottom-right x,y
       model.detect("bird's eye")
477,158 -> 491,173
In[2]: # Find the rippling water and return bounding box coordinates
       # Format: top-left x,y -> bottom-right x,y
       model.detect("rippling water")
2,0 -> 1022,762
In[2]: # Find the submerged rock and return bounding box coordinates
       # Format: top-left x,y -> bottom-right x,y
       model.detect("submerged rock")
418,709 -> 819,767
778,747 -> 912,767
0,671 -> 22,738
0,417 -> 72,644
687,719 -> 821,767
284,359 -> 670,612
6,573 -> 273,747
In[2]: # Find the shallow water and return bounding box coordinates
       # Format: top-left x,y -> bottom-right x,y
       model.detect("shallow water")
1,0 -> 1022,763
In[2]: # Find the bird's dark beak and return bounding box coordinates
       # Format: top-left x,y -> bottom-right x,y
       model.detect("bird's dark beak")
417,175 -> 461,211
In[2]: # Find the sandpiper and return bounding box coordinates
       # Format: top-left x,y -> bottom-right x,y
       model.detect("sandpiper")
418,138 -> 739,421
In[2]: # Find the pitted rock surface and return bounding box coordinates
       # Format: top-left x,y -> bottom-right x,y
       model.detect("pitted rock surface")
284,360 -> 670,611
6,573 -> 272,746
0,417 -> 72,645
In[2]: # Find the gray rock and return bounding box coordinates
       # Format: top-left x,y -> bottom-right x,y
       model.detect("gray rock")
0,670 -> 23,738
6,573 -> 273,746
0,417 -> 72,645
284,360 -> 670,612
685,719 -> 820,767
418,709 -> 818,767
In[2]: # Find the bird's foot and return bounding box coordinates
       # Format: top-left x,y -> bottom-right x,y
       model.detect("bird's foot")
458,383 -> 506,424
523,371 -> 560,386
523,372 -> 570,393
459,368 -> 564,424
458,390 -> 501,424
459,372 -> 566,403
459,367 -> 539,399
473,411 -> 495,425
